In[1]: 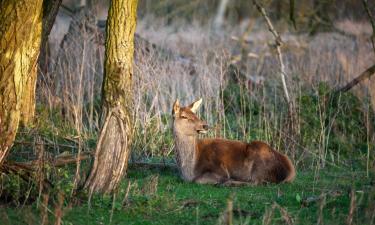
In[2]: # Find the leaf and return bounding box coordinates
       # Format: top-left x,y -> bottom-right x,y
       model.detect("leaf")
296,193 -> 301,203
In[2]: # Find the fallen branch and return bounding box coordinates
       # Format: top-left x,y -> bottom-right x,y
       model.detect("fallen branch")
0,152 -> 177,195
335,64 -> 375,93
2,151 -> 177,172
1,151 -> 94,172
0,162 -> 53,189
14,141 -> 77,149
129,161 -> 177,170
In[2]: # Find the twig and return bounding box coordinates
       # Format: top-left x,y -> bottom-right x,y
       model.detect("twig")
121,181 -> 132,208
252,0 -> 292,108
317,193 -> 326,225
40,193 -> 50,225
274,203 -> 294,225
109,192 -> 116,224
262,203 -> 276,225
346,189 -> 356,225
335,64 -> 375,93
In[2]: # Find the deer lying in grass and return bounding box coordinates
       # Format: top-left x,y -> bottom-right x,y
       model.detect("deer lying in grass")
172,99 -> 295,185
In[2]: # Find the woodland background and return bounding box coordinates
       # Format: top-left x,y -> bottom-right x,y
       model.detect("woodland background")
1,0 -> 375,224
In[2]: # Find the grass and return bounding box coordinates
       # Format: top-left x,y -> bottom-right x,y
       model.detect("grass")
1,164 -> 374,225
1,8 -> 375,225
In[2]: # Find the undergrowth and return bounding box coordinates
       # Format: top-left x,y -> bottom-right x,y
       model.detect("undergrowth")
1,166 -> 374,224
1,11 -> 375,224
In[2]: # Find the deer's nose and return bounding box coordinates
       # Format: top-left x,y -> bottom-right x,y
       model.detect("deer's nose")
203,124 -> 209,130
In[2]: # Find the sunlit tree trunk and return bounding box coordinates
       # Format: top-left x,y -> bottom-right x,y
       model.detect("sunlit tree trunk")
21,0 -> 62,126
0,0 -> 44,165
84,0 -> 138,194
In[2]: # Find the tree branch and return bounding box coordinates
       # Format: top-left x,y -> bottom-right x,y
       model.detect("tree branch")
252,0 -> 291,106
335,64 -> 375,93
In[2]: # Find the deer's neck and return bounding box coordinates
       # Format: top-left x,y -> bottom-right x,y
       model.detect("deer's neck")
173,131 -> 198,181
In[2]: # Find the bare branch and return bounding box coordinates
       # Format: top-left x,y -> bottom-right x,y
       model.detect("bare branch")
252,0 -> 291,105
335,64 -> 375,93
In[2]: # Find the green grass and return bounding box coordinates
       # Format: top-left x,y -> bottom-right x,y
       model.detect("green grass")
1,165 -> 374,225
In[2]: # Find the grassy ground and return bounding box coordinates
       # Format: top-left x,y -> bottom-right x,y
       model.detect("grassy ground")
1,164 -> 374,225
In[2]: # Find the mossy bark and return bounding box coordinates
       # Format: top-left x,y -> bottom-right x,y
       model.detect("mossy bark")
84,0 -> 138,193
0,0 -> 43,165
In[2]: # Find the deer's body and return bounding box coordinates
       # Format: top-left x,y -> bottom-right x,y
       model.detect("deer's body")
172,99 -> 295,185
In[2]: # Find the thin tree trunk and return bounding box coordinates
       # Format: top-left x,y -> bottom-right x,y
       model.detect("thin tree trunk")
213,0 -> 229,30
0,0 -> 44,165
38,0 -> 63,77
84,0 -> 138,194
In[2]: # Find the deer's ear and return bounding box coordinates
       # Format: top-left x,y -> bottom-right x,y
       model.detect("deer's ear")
172,99 -> 180,115
189,98 -> 202,113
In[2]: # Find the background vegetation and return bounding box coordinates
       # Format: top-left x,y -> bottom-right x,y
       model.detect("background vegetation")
1,0 -> 375,224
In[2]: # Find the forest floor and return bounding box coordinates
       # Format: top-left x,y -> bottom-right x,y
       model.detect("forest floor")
1,164 -> 374,225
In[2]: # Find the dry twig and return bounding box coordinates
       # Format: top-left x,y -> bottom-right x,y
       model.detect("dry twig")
346,189 -> 356,225
252,0 -> 290,104
335,64 -> 375,93
252,0 -> 298,159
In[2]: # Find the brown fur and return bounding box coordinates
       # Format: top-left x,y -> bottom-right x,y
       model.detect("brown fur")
172,99 -> 296,185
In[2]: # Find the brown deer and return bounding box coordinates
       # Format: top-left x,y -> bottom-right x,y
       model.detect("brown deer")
172,98 -> 295,185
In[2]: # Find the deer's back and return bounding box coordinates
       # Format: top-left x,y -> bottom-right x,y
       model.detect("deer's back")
195,138 -> 295,183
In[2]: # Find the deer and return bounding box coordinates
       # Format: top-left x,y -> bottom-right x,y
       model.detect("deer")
172,98 -> 296,186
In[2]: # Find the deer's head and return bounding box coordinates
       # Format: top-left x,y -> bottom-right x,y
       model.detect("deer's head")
172,99 -> 209,136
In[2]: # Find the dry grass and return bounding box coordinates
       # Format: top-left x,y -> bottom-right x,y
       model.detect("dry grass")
34,10 -> 375,167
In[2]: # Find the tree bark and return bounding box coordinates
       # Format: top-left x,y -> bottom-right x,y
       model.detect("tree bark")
21,0 -> 63,126
84,0 -> 138,194
0,0 -> 44,165
38,0 -> 63,77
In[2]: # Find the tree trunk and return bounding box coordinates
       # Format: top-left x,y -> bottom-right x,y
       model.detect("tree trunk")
84,0 -> 138,194
38,0 -> 63,77
213,0 -> 229,30
21,0 -> 62,126
0,0 -> 44,165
